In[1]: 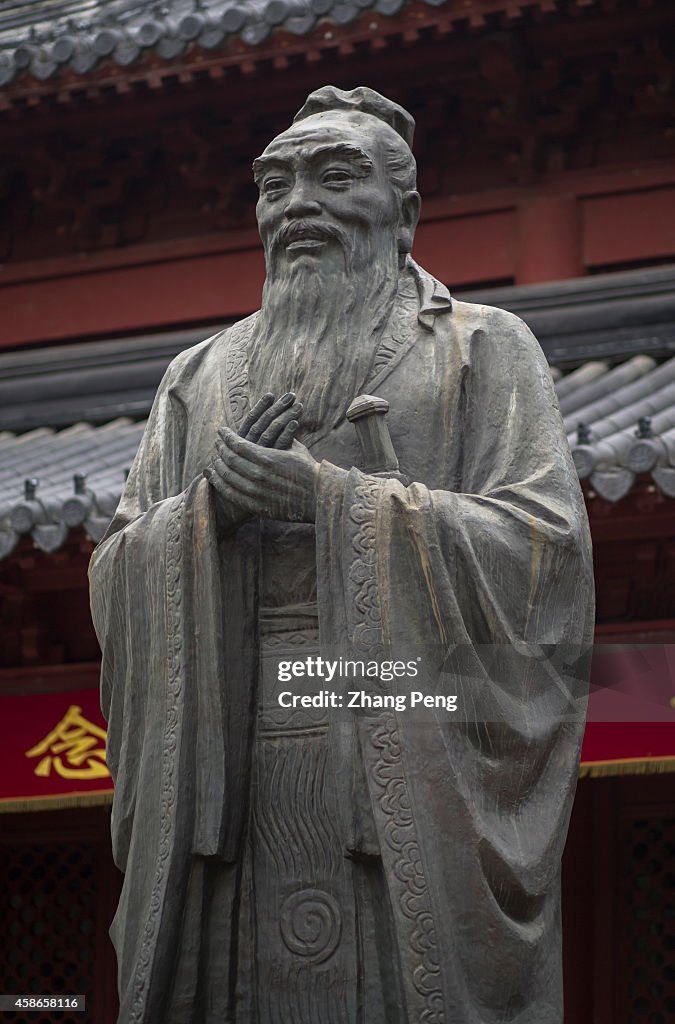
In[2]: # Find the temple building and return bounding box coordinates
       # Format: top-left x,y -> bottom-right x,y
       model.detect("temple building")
0,0 -> 674,1020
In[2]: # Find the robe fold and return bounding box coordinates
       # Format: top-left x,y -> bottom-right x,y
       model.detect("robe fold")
89,260 -> 594,1024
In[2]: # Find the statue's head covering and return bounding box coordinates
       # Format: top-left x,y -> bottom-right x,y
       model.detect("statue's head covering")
293,86 -> 415,151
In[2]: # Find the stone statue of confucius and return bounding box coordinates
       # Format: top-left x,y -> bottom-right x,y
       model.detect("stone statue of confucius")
90,86 -> 594,1024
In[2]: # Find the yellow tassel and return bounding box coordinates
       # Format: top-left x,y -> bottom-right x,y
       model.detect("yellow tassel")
579,757 -> 675,778
0,791 -> 113,813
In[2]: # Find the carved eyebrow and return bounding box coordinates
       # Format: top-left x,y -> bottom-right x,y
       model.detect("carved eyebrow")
252,155 -> 288,185
306,143 -> 373,176
252,142 -> 373,186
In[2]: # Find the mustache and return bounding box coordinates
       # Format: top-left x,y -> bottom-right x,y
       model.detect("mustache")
272,219 -> 349,250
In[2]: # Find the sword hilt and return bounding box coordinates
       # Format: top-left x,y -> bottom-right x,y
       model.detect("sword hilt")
346,395 -> 407,482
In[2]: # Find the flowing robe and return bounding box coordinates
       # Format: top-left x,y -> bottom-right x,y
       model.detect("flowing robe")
89,261 -> 594,1024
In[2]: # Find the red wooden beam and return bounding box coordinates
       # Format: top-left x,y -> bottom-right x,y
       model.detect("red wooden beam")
516,195 -> 584,283
583,186 -> 675,268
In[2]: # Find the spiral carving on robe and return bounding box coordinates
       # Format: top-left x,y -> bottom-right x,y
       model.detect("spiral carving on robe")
279,889 -> 342,964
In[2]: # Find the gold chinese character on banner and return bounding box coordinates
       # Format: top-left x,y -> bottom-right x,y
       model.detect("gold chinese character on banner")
25,705 -> 110,781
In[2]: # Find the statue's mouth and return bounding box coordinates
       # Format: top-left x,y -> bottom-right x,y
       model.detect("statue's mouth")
286,237 -> 327,254
279,221 -> 339,255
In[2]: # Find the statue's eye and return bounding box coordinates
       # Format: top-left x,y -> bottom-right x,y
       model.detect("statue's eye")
321,168 -> 353,187
262,176 -> 290,198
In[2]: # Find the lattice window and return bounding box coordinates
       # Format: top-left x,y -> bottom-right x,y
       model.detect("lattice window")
0,842 -> 98,1023
623,815 -> 675,1024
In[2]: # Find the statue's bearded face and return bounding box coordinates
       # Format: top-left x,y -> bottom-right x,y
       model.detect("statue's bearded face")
248,112 -> 416,436
253,113 -> 403,279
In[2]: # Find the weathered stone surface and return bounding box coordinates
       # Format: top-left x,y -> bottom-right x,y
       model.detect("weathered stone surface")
90,86 -> 594,1023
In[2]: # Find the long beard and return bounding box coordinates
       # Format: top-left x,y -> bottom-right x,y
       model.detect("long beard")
249,241 -> 399,436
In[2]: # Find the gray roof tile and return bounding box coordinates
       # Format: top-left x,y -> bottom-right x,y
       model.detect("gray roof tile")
553,362 -> 608,404
565,356 -> 675,442
0,418 -> 144,558
560,354 -> 675,502
0,0 -> 456,86
559,355 -> 656,423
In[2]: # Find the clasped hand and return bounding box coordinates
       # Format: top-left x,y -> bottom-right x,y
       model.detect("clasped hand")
204,392 -> 320,526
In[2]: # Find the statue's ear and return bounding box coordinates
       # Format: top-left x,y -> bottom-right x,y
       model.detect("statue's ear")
398,190 -> 421,256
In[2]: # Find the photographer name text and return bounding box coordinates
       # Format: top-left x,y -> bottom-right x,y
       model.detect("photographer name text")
277,690 -> 457,712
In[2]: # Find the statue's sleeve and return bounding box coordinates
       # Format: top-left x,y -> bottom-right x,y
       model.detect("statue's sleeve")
88,355 -> 257,1021
315,308 -> 594,1023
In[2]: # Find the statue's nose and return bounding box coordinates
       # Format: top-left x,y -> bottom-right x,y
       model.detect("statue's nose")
284,188 -> 322,219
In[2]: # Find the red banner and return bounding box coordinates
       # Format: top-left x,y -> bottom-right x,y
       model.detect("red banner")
0,688 -> 113,811
581,644 -> 675,775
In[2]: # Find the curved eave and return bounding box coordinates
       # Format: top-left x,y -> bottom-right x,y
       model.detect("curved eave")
0,0 -> 579,103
